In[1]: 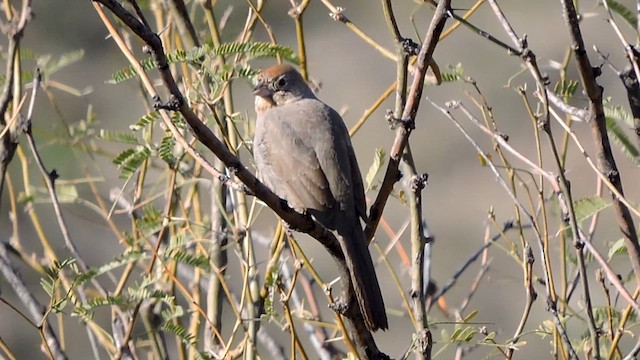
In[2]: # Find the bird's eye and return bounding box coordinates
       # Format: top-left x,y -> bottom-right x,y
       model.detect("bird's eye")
275,77 -> 287,89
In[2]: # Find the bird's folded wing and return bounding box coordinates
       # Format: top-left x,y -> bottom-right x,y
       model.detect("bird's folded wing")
255,115 -> 336,214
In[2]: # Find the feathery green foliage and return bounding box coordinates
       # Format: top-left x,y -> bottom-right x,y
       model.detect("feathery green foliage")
108,42 -> 298,84
113,146 -> 152,178
440,63 -> 465,83
553,79 -> 579,98
605,0 -> 637,28
605,105 -> 640,164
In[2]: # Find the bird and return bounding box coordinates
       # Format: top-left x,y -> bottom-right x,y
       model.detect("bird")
252,64 -> 388,331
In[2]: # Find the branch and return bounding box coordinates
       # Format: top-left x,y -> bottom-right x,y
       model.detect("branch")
364,0 -> 451,243
560,0 -> 640,288
0,0 -> 32,202
0,243 -> 67,360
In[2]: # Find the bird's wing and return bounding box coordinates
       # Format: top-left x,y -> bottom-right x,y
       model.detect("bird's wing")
343,115 -> 368,222
254,103 -> 336,213
314,104 -> 366,219
254,98 -> 366,229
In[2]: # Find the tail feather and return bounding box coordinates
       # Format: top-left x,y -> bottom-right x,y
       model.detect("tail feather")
337,218 -> 388,331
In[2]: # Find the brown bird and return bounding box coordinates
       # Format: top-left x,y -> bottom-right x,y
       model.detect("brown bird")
252,64 -> 388,331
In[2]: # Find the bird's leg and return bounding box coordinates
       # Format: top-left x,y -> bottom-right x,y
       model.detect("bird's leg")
328,297 -> 349,315
385,109 -> 415,131
153,94 -> 182,111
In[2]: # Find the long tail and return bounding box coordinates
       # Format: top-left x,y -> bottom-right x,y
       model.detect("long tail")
337,218 -> 388,331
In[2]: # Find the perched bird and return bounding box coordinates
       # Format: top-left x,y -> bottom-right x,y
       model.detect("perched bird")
252,64 -> 388,331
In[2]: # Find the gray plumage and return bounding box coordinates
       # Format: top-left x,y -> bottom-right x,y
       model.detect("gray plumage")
253,65 -> 388,331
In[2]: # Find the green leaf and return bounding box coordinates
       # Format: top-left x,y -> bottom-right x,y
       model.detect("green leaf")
130,111 -> 160,131
56,184 -> 79,203
608,238 -> 628,260
605,104 -> 634,127
113,148 -> 135,165
113,146 -> 151,178
40,259 -> 76,298
136,205 -> 163,234
206,41 -> 299,63
365,148 -> 386,192
127,285 -> 174,304
572,196 -> 611,223
108,42 -> 297,84
165,249 -> 210,271
75,251 -> 146,286
108,56 -> 158,84
450,325 -> 476,343
463,309 -> 478,322
158,135 -> 176,164
100,129 -> 140,145
39,49 -> 85,75
84,295 -> 128,309
482,331 -> 496,342
605,108 -> 640,164
606,0 -> 637,29
161,304 -> 185,322
441,63 -> 464,82
553,79 -> 579,98
0,70 -> 34,87
163,321 -> 196,346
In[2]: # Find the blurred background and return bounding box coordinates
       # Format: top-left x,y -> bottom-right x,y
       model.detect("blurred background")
2,0 -> 640,358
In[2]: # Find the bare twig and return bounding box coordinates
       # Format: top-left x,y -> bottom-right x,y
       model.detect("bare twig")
365,0 -> 451,245
381,0 -> 433,358
0,243 -> 67,360
0,0 -> 31,203
432,221 -> 518,304
430,99 -> 578,359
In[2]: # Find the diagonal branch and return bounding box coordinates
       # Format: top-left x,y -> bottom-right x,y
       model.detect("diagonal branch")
365,0 -> 451,243
0,243 -> 67,360
560,0 -> 640,288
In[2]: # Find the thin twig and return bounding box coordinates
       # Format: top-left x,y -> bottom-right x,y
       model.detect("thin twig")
365,0 -> 451,245
0,243 -> 67,360
430,99 -> 578,358
381,0 -> 432,358
0,0 -> 31,203
432,221 -> 518,304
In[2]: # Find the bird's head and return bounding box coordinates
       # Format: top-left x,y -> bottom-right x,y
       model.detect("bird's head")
253,65 -> 315,113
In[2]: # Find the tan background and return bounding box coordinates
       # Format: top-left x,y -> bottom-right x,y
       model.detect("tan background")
1,0 -> 639,358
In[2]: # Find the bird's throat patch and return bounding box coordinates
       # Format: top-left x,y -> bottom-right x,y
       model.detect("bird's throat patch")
255,95 -> 275,113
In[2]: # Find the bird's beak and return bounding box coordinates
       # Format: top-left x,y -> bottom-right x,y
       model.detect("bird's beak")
253,82 -> 272,98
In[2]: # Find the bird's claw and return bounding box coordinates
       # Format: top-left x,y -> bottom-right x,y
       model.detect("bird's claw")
153,95 -> 182,111
385,110 -> 415,131
328,298 -> 349,315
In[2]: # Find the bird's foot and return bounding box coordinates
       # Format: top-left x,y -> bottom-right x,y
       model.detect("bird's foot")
385,110 -> 415,130
328,298 -> 349,315
153,95 -> 182,111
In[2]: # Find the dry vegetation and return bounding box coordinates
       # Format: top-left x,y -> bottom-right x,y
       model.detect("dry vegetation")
1,0 -> 640,359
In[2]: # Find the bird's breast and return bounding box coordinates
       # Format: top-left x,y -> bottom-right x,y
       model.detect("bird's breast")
254,96 -> 274,114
